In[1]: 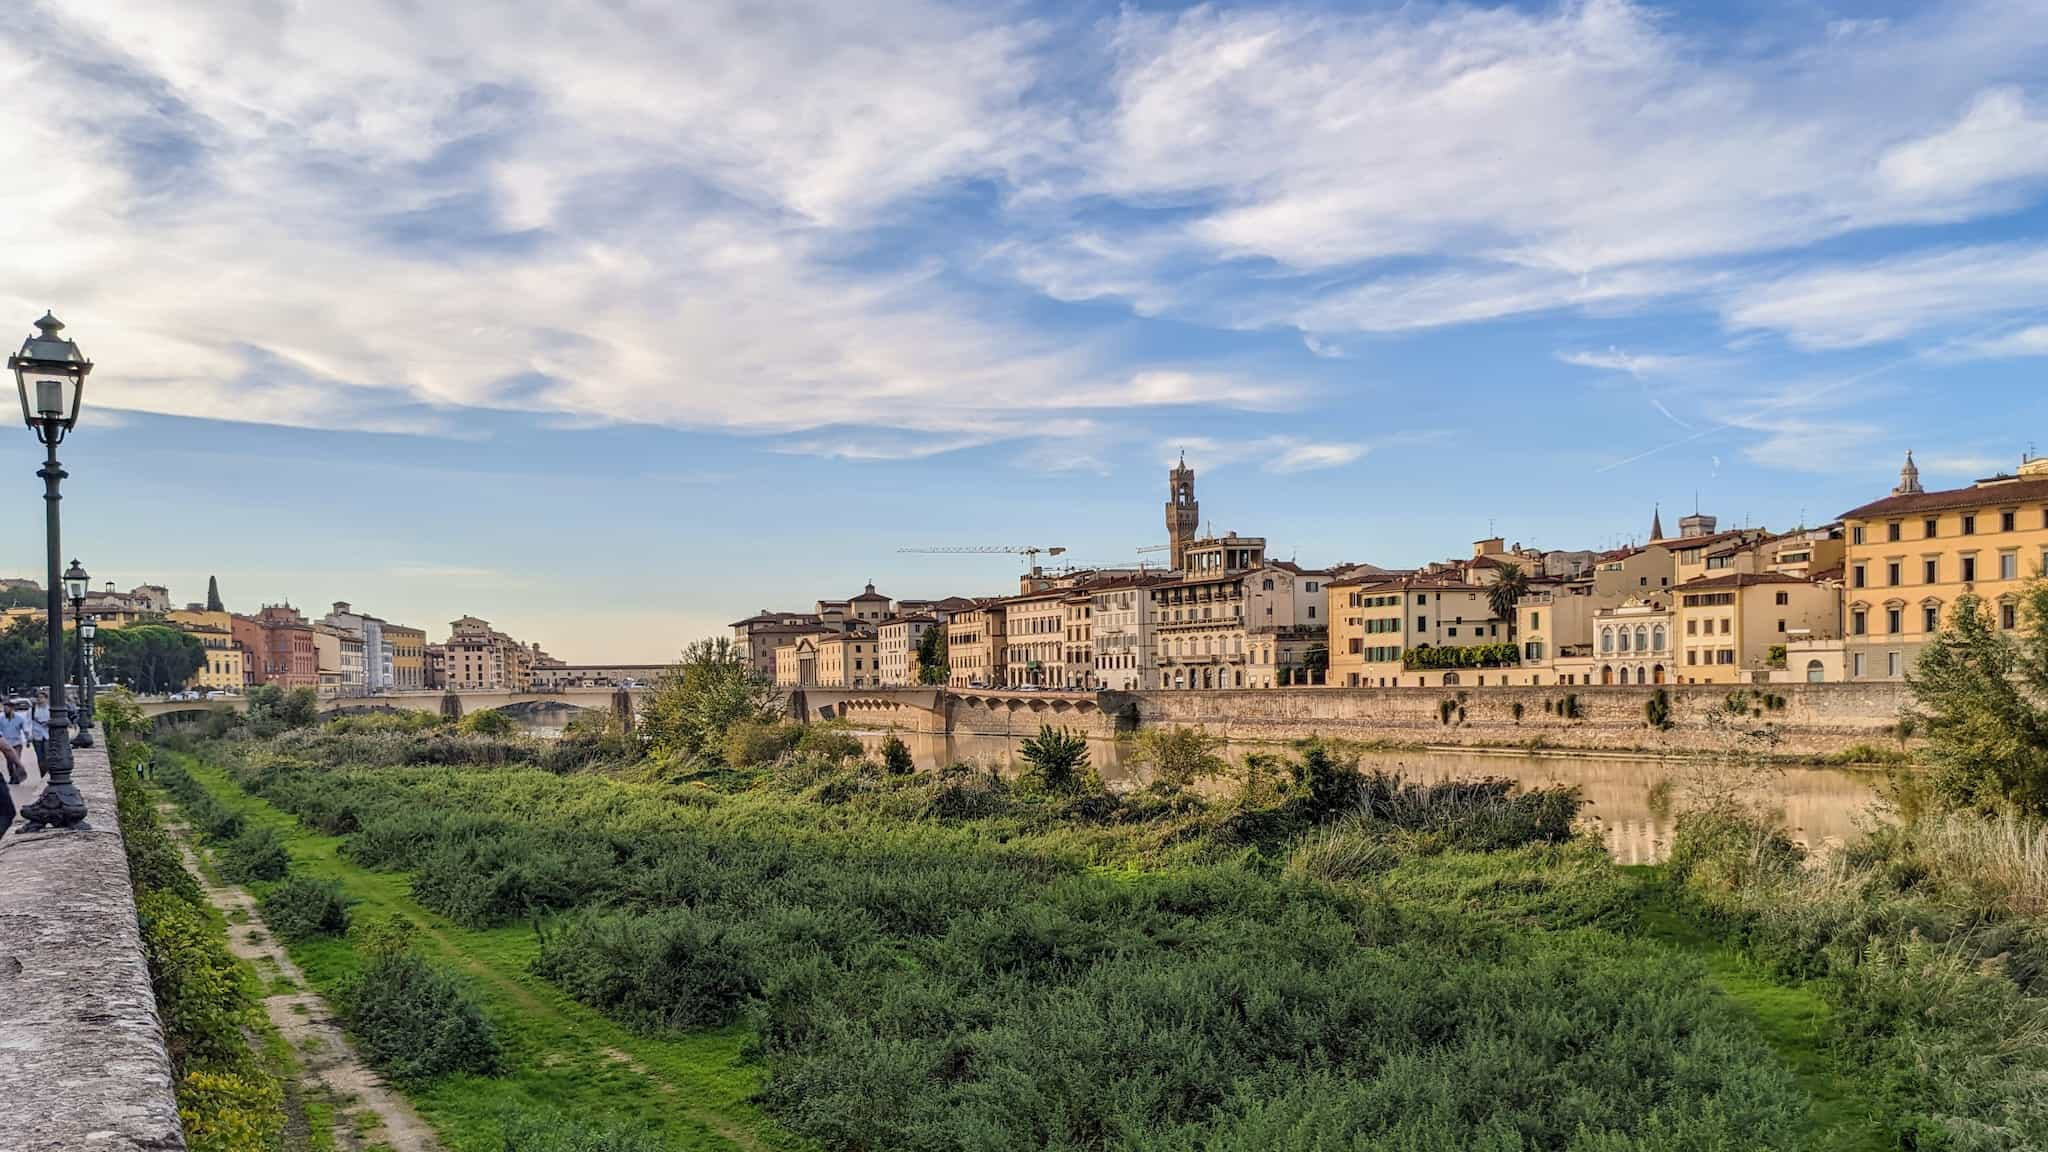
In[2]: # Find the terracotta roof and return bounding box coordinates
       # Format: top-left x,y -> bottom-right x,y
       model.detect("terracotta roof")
882,613 -> 938,625
1840,475 -> 2048,520
729,610 -> 818,627
1674,572 -> 1813,591
1666,529 -> 1762,552
1329,573 -> 1491,592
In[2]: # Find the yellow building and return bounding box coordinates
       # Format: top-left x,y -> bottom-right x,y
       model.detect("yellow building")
1326,576 -> 1510,688
1674,572 -> 1838,685
166,608 -> 246,691
384,622 -> 428,691
945,601 -> 1005,689
1840,452 -> 2048,680
775,635 -> 820,688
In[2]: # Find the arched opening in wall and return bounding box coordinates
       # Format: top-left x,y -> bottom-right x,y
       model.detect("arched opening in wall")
1441,672 -> 1460,686
1806,659 -> 1825,683
1600,665 -> 1614,685
1636,666 -> 1648,685
1652,664 -> 1665,684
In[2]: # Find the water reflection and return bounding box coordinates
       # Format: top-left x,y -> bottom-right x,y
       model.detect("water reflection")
858,729 -> 1882,864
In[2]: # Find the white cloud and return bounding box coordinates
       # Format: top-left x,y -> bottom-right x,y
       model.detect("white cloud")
1917,453 -> 2010,477
1724,244 -> 2048,348
1166,436 -> 1365,474
1878,88 -> 2048,205
1944,324 -> 2048,360
1556,348 -> 1694,378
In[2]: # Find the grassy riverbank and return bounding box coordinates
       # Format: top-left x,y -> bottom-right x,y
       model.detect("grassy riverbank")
141,718 -> 2028,1151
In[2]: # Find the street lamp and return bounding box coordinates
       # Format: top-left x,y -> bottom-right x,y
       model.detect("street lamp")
10,312 -> 92,829
65,560 -> 94,748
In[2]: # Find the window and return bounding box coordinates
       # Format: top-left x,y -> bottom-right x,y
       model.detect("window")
1348,638 -> 1362,654
1601,629 -> 1613,653
1306,581 -> 1319,592
1686,619 -> 1697,635
1925,517 -> 1939,538
1886,608 -> 1901,634
1652,625 -> 1665,651
1963,556 -> 1977,582
2002,553 -> 2019,581
1531,611 -> 1540,629
2002,601 -> 2019,630
1307,606 -> 1317,619
1924,605 -> 1939,632
1717,649 -> 1735,665
1852,609 -> 1867,635
1887,562 -> 1901,586
1924,558 -> 1938,584
1851,525 -> 1865,545
1720,618 -> 1731,635
1686,650 -> 1697,665
1887,652 -> 1901,678
1963,514 -> 1977,535
1262,578 -> 1274,590
1853,652 -> 1865,678
1775,591 -> 1790,605
1852,564 -> 1867,588
1447,627 -> 1459,638
2002,510 -> 2016,532
1416,617 -> 1428,631
1777,618 -> 1786,632
1888,521 -> 1901,542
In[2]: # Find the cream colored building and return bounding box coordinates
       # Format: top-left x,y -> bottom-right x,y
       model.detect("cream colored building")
1089,576 -> 1162,691
1841,452 -> 2048,681
384,623 -> 428,691
774,635 -> 821,688
1675,572 -> 1839,685
443,615 -> 533,692
1062,592 -> 1094,691
877,613 -> 939,686
946,601 -> 1005,689
1513,585 -> 1598,686
1591,597 -> 1676,686
815,628 -> 878,688
732,610 -> 826,681
1004,590 -> 1068,688
1326,576 -> 1510,688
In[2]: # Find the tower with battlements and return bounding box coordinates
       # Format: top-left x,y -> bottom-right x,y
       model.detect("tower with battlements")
1166,453 -> 1199,572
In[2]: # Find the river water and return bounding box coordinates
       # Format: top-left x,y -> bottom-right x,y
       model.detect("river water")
861,729 -> 1883,864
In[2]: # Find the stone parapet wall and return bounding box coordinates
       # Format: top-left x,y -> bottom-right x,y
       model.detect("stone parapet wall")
0,737 -> 186,1151
1107,682 -> 1913,758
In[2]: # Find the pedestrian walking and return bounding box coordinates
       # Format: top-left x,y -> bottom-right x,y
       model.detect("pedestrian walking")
0,699 -> 27,787
28,689 -> 50,780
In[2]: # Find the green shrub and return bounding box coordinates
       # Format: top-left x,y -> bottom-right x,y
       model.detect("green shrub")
1123,725 -> 1225,789
219,825 -> 290,883
1402,642 -> 1519,670
459,708 -> 518,736
879,734 -> 915,776
724,718 -> 802,768
794,722 -> 864,763
137,890 -> 252,1071
1289,737 -> 1360,820
533,907 -> 758,1032
1646,687 -> 1672,730
338,949 -> 500,1082
260,874 -> 351,940
1018,725 -> 1094,795
175,1068 -> 285,1152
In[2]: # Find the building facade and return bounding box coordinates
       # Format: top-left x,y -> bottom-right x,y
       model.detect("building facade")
1325,577 -> 1509,688
240,605 -> 319,689
442,616 -> 532,692
1591,597 -> 1676,686
166,608 -> 245,691
1840,453 -> 2048,681
1090,577 -> 1160,691
529,663 -> 668,690
816,629 -> 878,688
731,610 -> 826,681
1675,572 -> 1839,685
945,602 -> 1005,689
384,623 -> 428,691
877,614 -> 938,687
1004,590 -> 1068,688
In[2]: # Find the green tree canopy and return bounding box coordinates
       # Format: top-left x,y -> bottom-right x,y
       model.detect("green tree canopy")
1910,584 -> 2048,816
639,637 -> 782,764
915,626 -> 949,686
206,575 -> 224,613
95,625 -> 208,695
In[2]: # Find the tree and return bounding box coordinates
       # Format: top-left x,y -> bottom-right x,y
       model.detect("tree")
1487,561 -> 1530,634
459,709 -> 516,736
1018,724 -> 1092,794
1125,725 -> 1225,790
638,637 -> 783,764
94,625 -> 206,694
915,626 -> 949,686
1291,737 -> 1361,819
1909,586 -> 2048,816
880,734 -> 916,775
1301,642 -> 1329,686
206,575 -> 224,613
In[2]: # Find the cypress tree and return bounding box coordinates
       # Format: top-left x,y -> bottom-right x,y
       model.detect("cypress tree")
206,575 -> 223,612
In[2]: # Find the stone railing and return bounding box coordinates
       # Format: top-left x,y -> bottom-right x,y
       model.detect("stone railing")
0,734 -> 185,1151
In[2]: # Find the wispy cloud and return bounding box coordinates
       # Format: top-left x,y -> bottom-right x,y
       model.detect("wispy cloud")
1165,436 -> 1366,474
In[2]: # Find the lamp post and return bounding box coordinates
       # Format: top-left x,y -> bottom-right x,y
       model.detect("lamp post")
11,312 -> 92,830
66,560 -> 93,748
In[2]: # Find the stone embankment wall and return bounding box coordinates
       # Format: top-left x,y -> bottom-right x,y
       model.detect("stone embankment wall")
923,682 -> 1913,759
0,736 -> 186,1150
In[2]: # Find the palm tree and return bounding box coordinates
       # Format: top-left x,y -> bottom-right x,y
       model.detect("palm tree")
1488,561 -> 1529,635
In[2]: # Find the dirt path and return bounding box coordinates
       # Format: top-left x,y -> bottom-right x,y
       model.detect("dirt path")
159,804 -> 442,1152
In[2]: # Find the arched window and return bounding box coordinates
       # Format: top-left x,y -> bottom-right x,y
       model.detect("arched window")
1442,672 -> 1460,686
1600,665 -> 1614,685
1635,666 -> 1647,685
1600,629 -> 1613,654
1806,659 -> 1824,683
1651,625 -> 1665,652
1634,626 -> 1648,653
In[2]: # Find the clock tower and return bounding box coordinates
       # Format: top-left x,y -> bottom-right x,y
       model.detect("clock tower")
1166,452 -> 1199,572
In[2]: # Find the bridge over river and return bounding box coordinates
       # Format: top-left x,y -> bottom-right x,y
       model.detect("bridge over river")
136,686 -> 649,724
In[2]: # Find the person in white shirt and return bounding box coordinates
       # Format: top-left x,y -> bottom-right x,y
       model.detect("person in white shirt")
28,689 -> 49,779
0,699 -> 28,787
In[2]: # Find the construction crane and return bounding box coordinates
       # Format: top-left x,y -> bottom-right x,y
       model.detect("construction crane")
898,545 -> 1067,570
1136,544 -> 1172,554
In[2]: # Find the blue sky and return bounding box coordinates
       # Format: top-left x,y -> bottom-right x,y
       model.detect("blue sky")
3,0 -> 2047,660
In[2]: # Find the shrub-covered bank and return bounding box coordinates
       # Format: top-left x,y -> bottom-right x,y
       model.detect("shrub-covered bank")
164,723 -> 1834,1152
